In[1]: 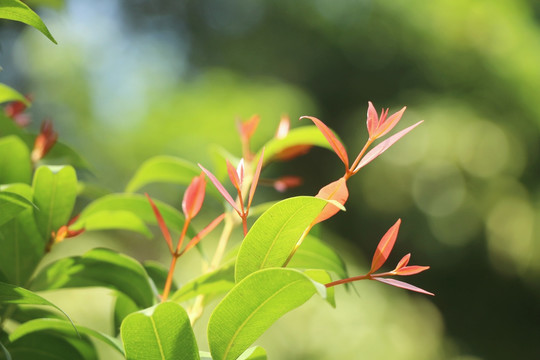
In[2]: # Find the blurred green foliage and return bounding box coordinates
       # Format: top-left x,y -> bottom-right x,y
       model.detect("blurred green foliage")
1,0 -> 540,359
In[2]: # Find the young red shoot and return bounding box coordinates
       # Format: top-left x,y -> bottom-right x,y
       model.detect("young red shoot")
5,95 -> 32,127
31,119 -> 58,163
300,116 -> 349,170
237,115 -> 260,160
314,176 -> 349,224
370,219 -> 401,274
247,148 -> 264,212
199,164 -> 241,214
47,215 -> 85,252
182,173 -> 206,221
179,213 -> 226,257
366,101 -> 407,140
146,193 -> 174,253
273,176 -> 303,192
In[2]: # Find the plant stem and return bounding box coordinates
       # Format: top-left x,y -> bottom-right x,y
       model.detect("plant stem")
161,255 -> 178,302
348,138 -> 374,178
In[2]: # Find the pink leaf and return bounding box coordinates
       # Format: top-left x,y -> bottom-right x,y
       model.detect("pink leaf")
199,164 -> 241,213
370,219 -> 401,274
226,160 -> 242,191
374,277 -> 434,296
247,147 -> 265,212
300,116 -> 349,168
182,173 -> 206,220
354,121 -> 423,173
180,213 -> 225,255
146,193 -> 173,252
394,265 -> 430,276
314,176 -> 349,223
366,101 -> 379,136
273,176 -> 303,192
237,115 -> 260,141
395,253 -> 411,270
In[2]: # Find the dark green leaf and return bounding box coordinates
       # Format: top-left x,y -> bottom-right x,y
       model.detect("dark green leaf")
121,302 -> 199,360
0,136 -> 31,184
235,196 -> 328,283
30,248 -> 155,308
0,0 -> 57,43
3,333 -> 94,360
32,165 -> 77,241
208,268 -> 324,360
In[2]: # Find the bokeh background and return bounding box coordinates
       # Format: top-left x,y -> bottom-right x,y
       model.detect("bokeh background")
2,0 -> 540,359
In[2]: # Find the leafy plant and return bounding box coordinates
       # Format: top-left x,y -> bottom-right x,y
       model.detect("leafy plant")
0,5 -> 432,359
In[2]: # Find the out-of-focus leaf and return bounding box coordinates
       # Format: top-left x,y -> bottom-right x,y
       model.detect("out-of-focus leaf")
143,260 -> 177,295
73,193 -> 195,238
288,235 -> 348,279
0,341 -> 11,360
237,346 -> 267,360
0,0 -> 57,43
125,155 -> 200,193
235,196 -> 328,283
3,333 -> 93,360
300,116 -> 349,167
113,292 -> 139,336
10,307 -> 63,324
304,269 -> 335,308
257,126 -> 332,165
9,319 -> 124,355
121,302 -> 199,360
71,210 -> 152,237
0,83 -> 28,105
208,268 -> 324,360
374,277 -> 434,296
30,248 -> 155,308
32,166 -> 77,241
0,136 -> 31,184
354,121 -> 423,172
170,260 -> 234,303
370,219 -> 401,274
0,191 -> 34,227
41,141 -> 91,170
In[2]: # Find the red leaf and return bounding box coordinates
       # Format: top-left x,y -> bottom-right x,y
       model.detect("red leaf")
226,160 -> 242,191
182,173 -> 206,220
199,164 -> 240,213
273,144 -> 313,161
314,176 -> 349,223
146,193 -> 173,252
374,277 -> 434,296
370,219 -> 401,274
394,265 -> 430,276
237,115 -> 260,141
300,116 -> 349,168
395,253 -> 411,270
354,121 -> 423,173
180,213 -> 225,255
274,176 -> 303,192
247,147 -> 264,212
366,101 -> 407,140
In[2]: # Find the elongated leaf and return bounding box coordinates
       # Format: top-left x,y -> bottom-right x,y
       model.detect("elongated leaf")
0,83 -> 28,105
235,196 -> 329,283
72,210 -> 152,237
73,193 -> 195,238
3,333 -> 93,360
287,235 -> 348,279
300,116 -> 349,167
121,302 -> 199,360
0,0 -> 57,43
0,136 -> 32,184
170,260 -> 234,303
30,248 -> 155,308
354,121 -> 423,172
304,269 -> 335,308
32,166 -> 77,241
0,184 -> 44,285
208,268 -> 323,360
125,155 -> 200,193
238,346 -> 267,360
9,318 -> 124,355
374,278 -> 434,296
370,219 -> 401,274
0,191 -> 34,227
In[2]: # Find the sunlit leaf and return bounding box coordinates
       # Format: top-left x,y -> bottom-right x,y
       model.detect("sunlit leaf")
314,177 -> 349,223
0,191 -> 34,227
208,268 -> 323,360
287,235 -> 348,279
199,164 -> 240,212
374,277 -> 434,296
182,173 -> 206,220
0,83 -> 28,105
370,219 -> 401,274
9,318 -> 124,355
125,155 -> 200,193
304,269 -> 335,308
32,166 -> 77,241
121,302 -> 199,360
0,0 -> 57,43
354,121 -> 423,172
0,136 -> 32,184
237,346 -> 267,360
300,116 -> 349,167
235,196 -> 329,282
30,248 -> 155,308
394,265 -> 430,276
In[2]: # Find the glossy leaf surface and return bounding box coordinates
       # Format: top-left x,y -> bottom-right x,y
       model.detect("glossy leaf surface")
125,155 -> 200,193
0,0 -> 57,43
235,196 -> 328,282
208,268 -> 322,360
314,177 -> 349,223
121,302 -> 199,360
287,235 -> 348,279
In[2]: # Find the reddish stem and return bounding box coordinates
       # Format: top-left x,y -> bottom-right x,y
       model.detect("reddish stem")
161,255 -> 178,302
347,138 -> 374,178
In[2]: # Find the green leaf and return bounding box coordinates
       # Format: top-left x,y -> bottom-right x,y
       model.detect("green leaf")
0,0 -> 57,44
9,318 -> 124,356
3,333 -> 93,360
303,269 -> 335,308
0,184 -> 44,285
237,346 -> 267,360
121,302 -> 200,360
72,210 -> 152,238
0,341 -> 11,360
287,235 -> 348,279
32,166 -> 77,241
0,136 -> 32,184
143,260 -> 178,295
125,155 -> 200,193
0,83 -> 28,105
30,248 -> 155,308
257,126 -> 333,165
235,196 -> 328,283
74,193 -> 196,238
0,191 -> 35,227
113,292 -> 139,336
169,260 -> 234,303
208,268 -> 324,360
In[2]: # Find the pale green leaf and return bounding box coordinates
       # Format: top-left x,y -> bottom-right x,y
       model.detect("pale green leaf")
0,136 -> 32,184
0,191 -> 35,227
288,235 -> 348,279
0,0 -> 57,43
303,269 -> 335,308
0,83 -> 28,105
72,210 -> 152,238
208,268 -> 322,360
121,302 -> 199,360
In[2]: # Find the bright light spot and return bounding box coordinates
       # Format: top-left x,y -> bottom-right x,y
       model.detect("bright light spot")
429,200 -> 481,246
